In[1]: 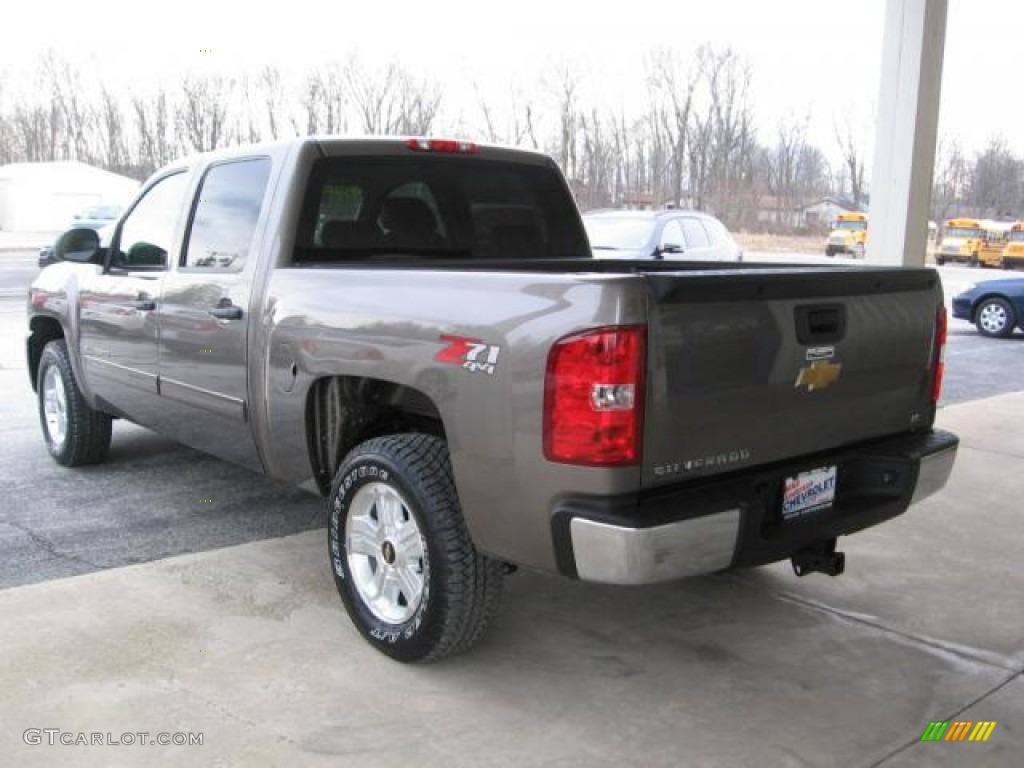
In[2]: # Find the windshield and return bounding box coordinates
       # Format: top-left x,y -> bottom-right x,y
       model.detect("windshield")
1010,230 -> 1024,243
833,219 -> 866,231
583,217 -> 655,250
944,227 -> 980,239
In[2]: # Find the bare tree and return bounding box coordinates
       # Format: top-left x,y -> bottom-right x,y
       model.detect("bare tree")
835,116 -> 868,208
258,67 -> 289,140
765,116 -> 809,226
473,82 -> 502,144
647,49 -> 697,207
473,83 -> 543,148
132,88 -> 176,177
969,136 -> 1022,217
95,86 -> 130,174
392,72 -> 441,135
42,53 -> 94,162
347,60 -> 402,134
548,64 -> 582,183
931,137 -> 970,220
177,74 -> 232,153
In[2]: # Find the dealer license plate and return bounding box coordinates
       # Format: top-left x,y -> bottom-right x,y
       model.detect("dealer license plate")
781,465 -> 837,520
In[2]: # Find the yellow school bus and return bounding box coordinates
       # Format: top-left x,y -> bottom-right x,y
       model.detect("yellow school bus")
979,221 -> 1013,267
1003,221 -> 1024,269
825,212 -> 868,258
936,218 -> 985,266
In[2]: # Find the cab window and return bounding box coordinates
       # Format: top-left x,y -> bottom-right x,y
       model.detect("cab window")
112,172 -> 190,270
681,218 -> 711,249
661,220 -> 685,249
184,158 -> 272,270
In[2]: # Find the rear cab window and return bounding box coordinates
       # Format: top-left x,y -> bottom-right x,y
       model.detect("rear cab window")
294,156 -> 589,263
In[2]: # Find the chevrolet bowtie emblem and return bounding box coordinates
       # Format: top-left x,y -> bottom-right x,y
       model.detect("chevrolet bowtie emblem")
795,361 -> 842,391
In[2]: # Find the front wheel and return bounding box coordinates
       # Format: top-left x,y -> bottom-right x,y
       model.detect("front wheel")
975,297 -> 1017,338
327,434 -> 503,662
37,340 -> 112,466
853,242 -> 866,259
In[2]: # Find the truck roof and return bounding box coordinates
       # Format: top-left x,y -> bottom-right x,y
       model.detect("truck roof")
155,136 -> 554,178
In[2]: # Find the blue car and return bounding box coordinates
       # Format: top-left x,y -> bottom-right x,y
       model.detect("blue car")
952,278 -> 1024,337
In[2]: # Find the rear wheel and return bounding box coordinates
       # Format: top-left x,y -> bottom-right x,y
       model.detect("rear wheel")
327,434 -> 503,662
37,340 -> 112,466
975,297 -> 1017,338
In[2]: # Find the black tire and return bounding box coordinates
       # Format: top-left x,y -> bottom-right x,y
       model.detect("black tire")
825,247 -> 836,257
37,339 -> 112,466
974,297 -> 1017,338
935,256 -> 945,266
969,253 -> 979,268
327,434 -> 503,662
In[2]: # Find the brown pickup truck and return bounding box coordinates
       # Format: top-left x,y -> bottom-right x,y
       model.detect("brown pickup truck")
28,136 -> 957,661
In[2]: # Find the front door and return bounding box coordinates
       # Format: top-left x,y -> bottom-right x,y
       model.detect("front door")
78,171 -> 191,426
155,157 -> 273,471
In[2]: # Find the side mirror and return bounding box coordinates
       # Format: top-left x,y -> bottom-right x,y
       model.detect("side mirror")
657,243 -> 685,256
54,227 -> 101,264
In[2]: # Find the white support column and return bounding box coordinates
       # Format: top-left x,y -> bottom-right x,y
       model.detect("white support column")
867,0 -> 948,266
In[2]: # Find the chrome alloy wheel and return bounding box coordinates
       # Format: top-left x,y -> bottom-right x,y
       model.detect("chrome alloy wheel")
346,482 -> 426,624
42,366 -> 68,448
978,302 -> 1009,334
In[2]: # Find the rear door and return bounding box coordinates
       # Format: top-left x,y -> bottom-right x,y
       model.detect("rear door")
641,268 -> 941,488
154,157 -> 273,471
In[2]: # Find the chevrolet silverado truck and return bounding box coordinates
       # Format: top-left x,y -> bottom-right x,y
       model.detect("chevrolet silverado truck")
27,137 -> 958,662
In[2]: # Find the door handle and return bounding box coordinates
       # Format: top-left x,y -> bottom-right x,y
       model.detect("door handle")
209,305 -> 243,320
132,299 -> 156,311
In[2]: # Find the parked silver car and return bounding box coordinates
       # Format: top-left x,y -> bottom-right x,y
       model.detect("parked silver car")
584,209 -> 742,261
69,204 -> 123,231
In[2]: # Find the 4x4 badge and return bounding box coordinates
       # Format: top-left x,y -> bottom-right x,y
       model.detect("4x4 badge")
435,335 -> 501,375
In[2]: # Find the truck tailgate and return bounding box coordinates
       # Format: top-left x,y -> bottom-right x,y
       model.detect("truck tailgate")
641,267 -> 942,488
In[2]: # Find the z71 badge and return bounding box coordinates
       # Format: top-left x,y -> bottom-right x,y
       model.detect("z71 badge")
435,335 -> 501,375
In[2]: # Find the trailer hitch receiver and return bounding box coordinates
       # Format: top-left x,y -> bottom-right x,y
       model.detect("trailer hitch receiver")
791,539 -> 845,577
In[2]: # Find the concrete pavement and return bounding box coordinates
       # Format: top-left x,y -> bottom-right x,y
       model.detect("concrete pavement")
1,393 -> 1021,767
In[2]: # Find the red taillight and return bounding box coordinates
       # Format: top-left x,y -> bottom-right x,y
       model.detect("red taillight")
931,306 -> 947,404
543,326 -> 646,466
404,138 -> 479,154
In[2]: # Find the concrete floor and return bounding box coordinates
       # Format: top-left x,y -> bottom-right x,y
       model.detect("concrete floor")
1,394 -> 1021,767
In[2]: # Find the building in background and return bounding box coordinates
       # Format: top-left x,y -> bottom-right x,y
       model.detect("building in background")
0,162 -> 138,232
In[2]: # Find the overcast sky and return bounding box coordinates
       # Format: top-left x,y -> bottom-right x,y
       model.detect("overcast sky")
0,0 -> 1010,160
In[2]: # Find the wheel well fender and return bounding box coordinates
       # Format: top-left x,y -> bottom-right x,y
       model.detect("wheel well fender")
27,317 -> 66,392
305,375 -> 446,495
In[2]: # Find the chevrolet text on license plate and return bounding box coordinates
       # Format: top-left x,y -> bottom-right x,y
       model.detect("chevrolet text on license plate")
782,466 -> 838,519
